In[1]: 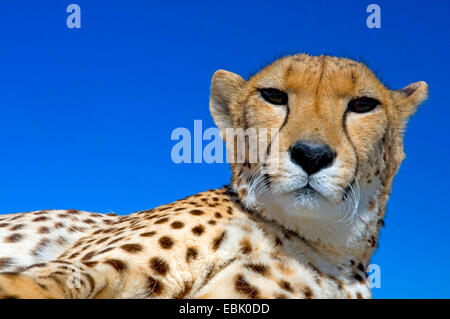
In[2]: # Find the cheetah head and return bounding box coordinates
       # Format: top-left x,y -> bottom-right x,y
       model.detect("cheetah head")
209,54 -> 427,243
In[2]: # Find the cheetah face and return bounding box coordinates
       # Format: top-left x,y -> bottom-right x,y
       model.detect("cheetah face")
210,54 -> 427,227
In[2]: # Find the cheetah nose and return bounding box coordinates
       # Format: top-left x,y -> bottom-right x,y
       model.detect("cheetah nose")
290,141 -> 336,175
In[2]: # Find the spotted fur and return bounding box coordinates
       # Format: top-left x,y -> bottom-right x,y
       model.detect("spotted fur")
0,54 -> 427,299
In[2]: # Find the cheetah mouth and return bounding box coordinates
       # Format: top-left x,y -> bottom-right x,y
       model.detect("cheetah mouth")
300,176 -> 358,202
287,177 -> 360,222
295,185 -> 319,197
285,187 -> 324,214
291,184 -> 324,207
292,182 -> 327,200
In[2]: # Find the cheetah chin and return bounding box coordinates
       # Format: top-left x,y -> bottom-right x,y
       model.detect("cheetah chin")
0,54 -> 427,299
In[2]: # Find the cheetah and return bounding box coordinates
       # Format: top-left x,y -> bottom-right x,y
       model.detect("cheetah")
0,54 -> 428,299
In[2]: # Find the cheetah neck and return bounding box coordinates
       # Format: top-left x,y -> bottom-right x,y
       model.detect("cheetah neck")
232,181 -> 384,267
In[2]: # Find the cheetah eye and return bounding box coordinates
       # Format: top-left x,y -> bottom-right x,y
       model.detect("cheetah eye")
259,88 -> 288,105
348,97 -> 380,113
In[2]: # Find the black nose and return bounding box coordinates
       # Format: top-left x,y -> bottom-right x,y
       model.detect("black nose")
290,141 -> 335,175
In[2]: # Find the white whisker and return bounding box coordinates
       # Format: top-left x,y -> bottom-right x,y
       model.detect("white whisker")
243,161 -> 272,209
336,177 -> 360,226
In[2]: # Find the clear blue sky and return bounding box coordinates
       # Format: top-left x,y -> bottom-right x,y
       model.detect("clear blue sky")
0,0 -> 448,298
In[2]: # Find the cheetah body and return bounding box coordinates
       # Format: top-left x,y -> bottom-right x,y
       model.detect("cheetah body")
0,54 -> 428,299
0,190 -> 369,299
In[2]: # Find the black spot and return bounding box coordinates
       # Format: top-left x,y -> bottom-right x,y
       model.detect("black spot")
186,247 -> 198,262
282,231 -> 291,240
303,286 -> 314,298
120,243 -> 143,253
93,229 -> 103,236
82,261 -> 98,268
170,221 -> 184,229
54,222 -> 65,229
95,237 -> 110,244
52,260 -> 71,265
10,224 -> 24,231
149,257 -> 169,276
81,251 -> 96,261
85,273 -> 96,294
357,262 -> 365,272
0,257 -> 14,270
98,247 -> 115,255
104,259 -> 127,272
192,225 -> 205,236
106,212 -> 118,216
68,252 -> 80,259
147,276 -> 163,296
240,239 -> 252,254
154,217 -> 169,224
159,236 -> 174,249
10,214 -> 24,220
245,263 -> 269,276
274,236 -> 283,246
368,236 -> 377,247
189,209 -> 204,216
279,280 -> 293,292
6,233 -> 24,243
235,275 -> 259,298
353,273 -> 365,283
212,231 -> 226,250
140,231 -> 156,237
108,236 -> 125,245
37,282 -> 48,290
38,226 -> 50,234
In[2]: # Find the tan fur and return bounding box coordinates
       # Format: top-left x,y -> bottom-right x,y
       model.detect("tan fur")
0,54 -> 427,299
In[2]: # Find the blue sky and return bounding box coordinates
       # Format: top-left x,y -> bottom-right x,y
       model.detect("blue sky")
0,0 -> 449,298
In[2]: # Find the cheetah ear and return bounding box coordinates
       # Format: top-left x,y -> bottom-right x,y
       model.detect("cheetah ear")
392,81 -> 428,119
210,70 -> 246,132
